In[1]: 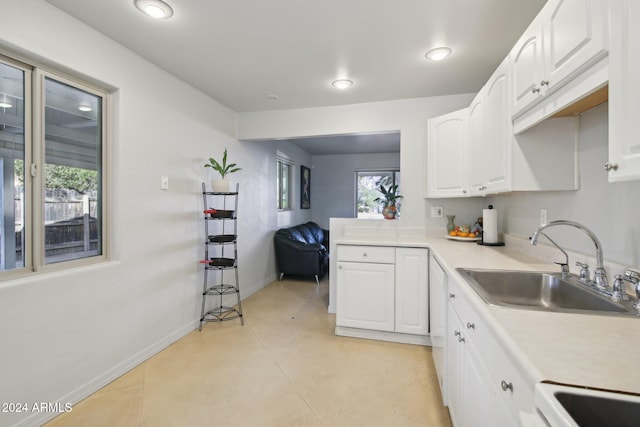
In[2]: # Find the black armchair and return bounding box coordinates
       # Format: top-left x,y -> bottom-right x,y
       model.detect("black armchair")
274,222 -> 329,284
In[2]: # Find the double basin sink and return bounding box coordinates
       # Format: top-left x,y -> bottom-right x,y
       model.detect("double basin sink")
455,268 -> 639,317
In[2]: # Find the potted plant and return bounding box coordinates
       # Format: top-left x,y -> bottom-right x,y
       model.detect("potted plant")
205,148 -> 241,192
374,180 -> 403,220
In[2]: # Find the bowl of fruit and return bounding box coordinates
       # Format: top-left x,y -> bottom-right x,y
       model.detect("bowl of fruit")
447,224 -> 480,241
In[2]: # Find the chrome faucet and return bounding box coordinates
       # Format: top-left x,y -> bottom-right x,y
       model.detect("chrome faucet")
530,232 -> 569,278
531,220 -> 608,289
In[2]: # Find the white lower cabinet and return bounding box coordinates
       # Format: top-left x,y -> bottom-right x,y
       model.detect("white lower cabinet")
429,255 -> 447,402
445,277 -> 525,427
336,261 -> 395,332
336,245 -> 428,343
395,248 -> 429,335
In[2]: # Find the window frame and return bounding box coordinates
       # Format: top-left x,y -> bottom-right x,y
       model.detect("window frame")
0,52 -> 111,280
354,169 -> 401,219
276,154 -> 293,212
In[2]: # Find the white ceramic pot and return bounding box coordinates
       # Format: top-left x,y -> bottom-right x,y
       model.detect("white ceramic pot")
212,179 -> 230,193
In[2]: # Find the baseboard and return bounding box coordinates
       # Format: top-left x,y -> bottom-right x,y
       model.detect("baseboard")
335,326 -> 431,346
15,275 -> 279,427
16,322 -> 197,427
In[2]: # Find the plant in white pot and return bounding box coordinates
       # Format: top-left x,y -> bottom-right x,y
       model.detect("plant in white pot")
205,148 -> 241,192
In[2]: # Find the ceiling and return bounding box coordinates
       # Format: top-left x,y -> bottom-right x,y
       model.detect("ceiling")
281,131 -> 401,156
43,0 -> 547,114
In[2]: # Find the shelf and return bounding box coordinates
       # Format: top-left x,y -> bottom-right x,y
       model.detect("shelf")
200,182 -> 243,330
204,257 -> 236,269
207,234 -> 237,244
201,306 -> 242,323
204,284 -> 239,296
203,191 -> 239,196
205,210 -> 236,219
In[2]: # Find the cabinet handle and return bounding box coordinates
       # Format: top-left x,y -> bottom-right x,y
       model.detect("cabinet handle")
449,293 -> 455,299
531,87 -> 540,94
604,162 -> 619,172
466,322 -> 475,330
454,330 -> 461,337
501,380 -> 514,392
363,253 -> 367,257
458,336 -> 465,343
540,80 -> 549,86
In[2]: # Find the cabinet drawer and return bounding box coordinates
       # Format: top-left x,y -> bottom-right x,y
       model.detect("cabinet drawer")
337,245 -> 395,264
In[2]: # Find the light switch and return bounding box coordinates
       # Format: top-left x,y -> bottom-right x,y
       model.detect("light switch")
160,176 -> 169,190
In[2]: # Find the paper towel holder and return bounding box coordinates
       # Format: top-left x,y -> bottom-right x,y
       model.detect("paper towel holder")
478,205 -> 505,246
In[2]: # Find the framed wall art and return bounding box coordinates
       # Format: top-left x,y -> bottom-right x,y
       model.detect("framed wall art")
300,165 -> 311,209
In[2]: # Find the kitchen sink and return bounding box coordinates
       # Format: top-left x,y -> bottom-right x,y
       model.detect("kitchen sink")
455,268 -> 638,316
534,383 -> 640,427
554,391 -> 640,427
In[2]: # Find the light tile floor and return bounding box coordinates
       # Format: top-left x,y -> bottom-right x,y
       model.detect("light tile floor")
46,277 -> 452,427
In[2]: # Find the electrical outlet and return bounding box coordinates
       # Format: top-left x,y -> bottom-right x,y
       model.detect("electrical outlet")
540,208 -> 548,225
431,206 -> 444,218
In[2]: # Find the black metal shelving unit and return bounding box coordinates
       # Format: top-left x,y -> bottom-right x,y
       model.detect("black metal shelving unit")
199,182 -> 243,330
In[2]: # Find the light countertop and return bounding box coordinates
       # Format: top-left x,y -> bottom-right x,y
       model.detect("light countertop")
333,231 -> 640,396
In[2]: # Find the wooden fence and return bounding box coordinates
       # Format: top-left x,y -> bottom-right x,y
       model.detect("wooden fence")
14,194 -> 99,262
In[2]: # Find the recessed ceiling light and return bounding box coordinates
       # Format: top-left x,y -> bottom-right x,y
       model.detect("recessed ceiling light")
425,47 -> 452,61
134,0 -> 174,19
331,79 -> 353,90
78,104 -> 92,112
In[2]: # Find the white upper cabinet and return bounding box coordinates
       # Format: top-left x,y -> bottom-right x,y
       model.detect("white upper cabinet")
544,0 -> 608,90
467,58 -> 512,197
608,0 -> 640,182
511,0 -> 609,119
427,108 -> 469,198
468,88 -> 486,196
482,58 -> 511,194
511,19 -> 545,115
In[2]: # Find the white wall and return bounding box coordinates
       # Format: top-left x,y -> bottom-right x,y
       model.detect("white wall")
491,102 -> 640,270
0,2 -> 279,426
238,95 -> 482,229
310,152 -> 400,229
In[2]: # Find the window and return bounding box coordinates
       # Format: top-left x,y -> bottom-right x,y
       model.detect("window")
356,170 -> 401,219
0,53 -> 109,277
276,158 -> 292,210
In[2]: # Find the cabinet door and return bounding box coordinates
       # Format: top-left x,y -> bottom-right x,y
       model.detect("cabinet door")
336,261 -> 395,332
608,0 -> 640,182
429,256 -> 447,403
462,343 -> 489,427
446,307 -> 465,427
427,108 -> 470,198
544,0 -> 608,91
468,88 -> 487,196
511,19 -> 545,116
395,248 -> 428,335
483,58 -> 512,194
487,385 -> 519,427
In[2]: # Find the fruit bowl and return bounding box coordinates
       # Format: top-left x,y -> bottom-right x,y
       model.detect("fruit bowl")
446,235 -> 481,242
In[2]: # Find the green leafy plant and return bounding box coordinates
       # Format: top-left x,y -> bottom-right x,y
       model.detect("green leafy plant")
374,180 -> 403,207
204,148 -> 241,179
